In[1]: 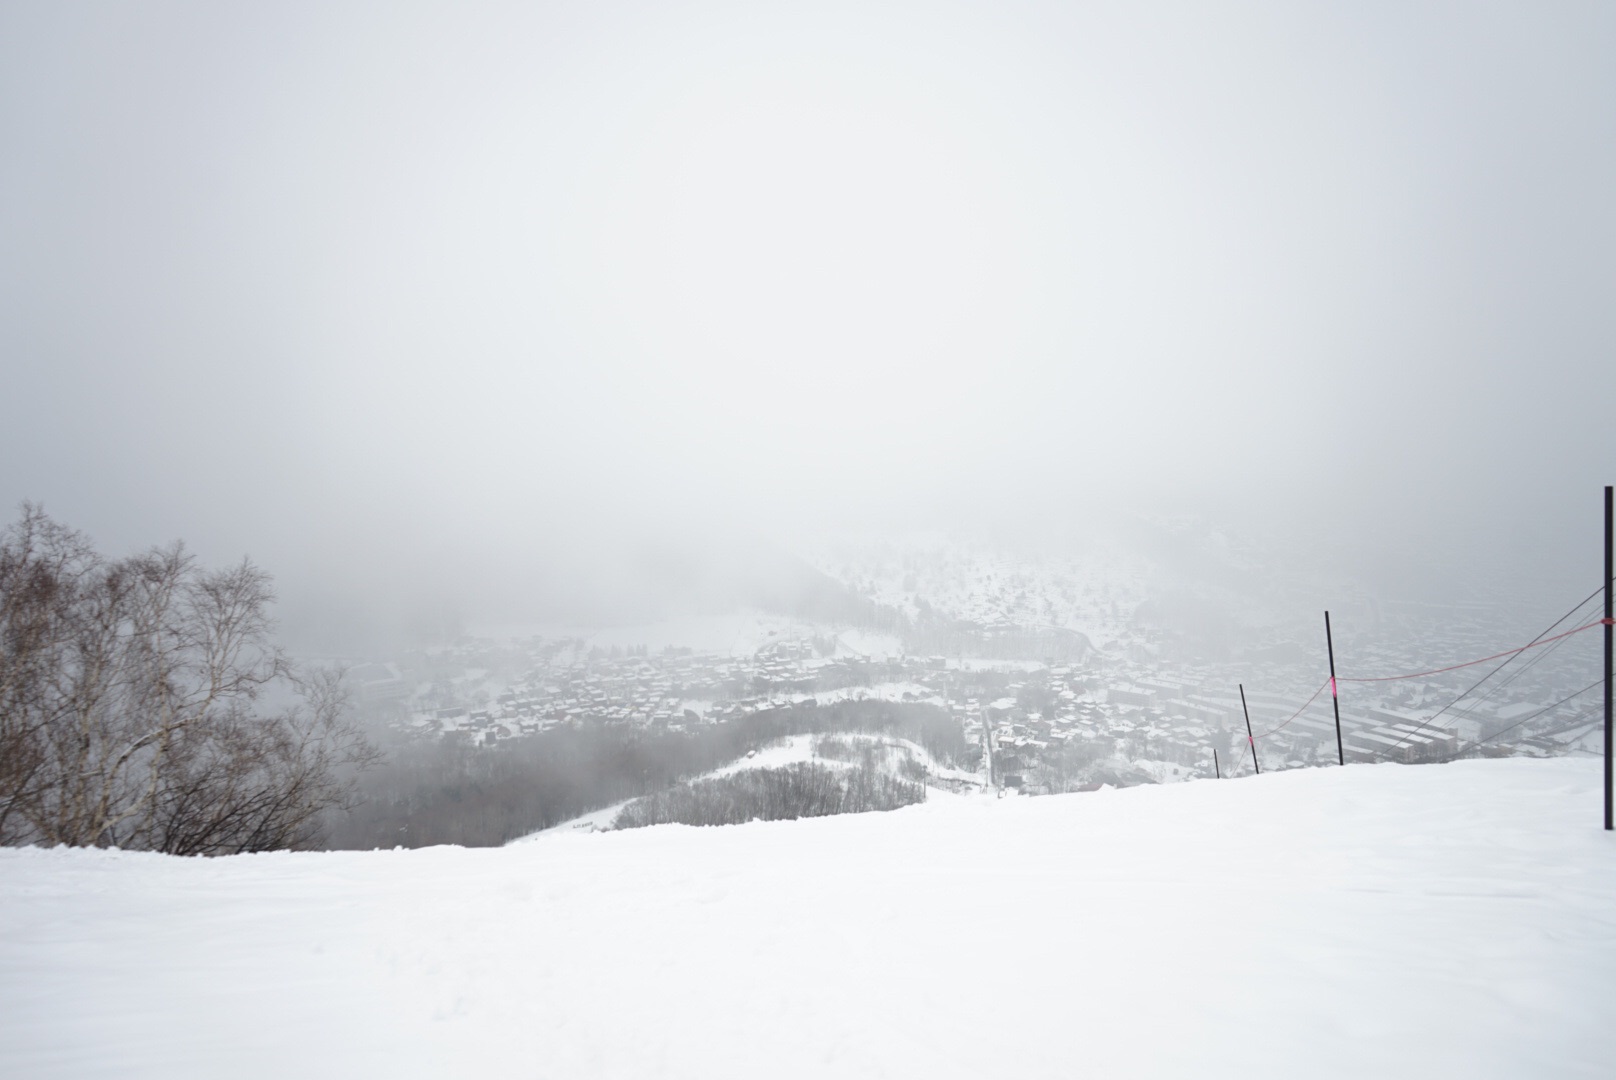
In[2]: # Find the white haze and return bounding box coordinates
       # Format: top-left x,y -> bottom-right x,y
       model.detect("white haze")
1,1 -> 1612,647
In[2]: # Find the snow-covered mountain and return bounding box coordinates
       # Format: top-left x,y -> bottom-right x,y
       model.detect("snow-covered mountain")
4,757 -> 1614,1078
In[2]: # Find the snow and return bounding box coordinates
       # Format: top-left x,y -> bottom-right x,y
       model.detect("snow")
1131,757 -> 1200,783
806,532 -> 1161,649
832,628 -> 903,659
4,758 -> 1615,1078
803,680 -> 941,706
510,737 -> 833,840
515,733 -> 976,841
702,733 -> 818,778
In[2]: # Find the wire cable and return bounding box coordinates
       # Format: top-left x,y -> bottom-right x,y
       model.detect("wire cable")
1337,621 -> 1603,683
1445,682 -> 1604,760
1370,581 -> 1611,756
1444,612 -> 1604,730
1250,679 -> 1330,740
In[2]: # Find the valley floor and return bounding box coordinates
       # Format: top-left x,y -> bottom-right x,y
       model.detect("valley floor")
3,758 -> 1613,1078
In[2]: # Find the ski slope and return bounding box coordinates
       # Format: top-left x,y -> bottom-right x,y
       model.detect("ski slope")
3,758 -> 1614,1078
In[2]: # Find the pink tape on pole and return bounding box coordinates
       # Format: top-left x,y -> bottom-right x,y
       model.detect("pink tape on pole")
1330,676 -> 1337,698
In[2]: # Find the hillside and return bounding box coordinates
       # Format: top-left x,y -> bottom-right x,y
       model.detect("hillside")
517,731 -> 982,838
3,758 -> 1614,1078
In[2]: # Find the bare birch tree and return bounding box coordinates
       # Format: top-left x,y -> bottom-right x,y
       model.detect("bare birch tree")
0,505 -> 377,853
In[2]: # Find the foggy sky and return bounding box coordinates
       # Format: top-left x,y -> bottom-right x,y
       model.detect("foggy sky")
2,1 -> 1612,642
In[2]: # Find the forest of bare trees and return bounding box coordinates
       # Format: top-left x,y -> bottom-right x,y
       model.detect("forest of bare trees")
0,506 -> 377,854
611,760 -> 925,830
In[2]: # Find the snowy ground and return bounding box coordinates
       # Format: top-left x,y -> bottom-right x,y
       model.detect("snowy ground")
3,758 -> 1614,1078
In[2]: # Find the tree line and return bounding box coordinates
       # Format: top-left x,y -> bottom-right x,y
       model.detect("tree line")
0,506 -> 376,854
611,760 -> 925,830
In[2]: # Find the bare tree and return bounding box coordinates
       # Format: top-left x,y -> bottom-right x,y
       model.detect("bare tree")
0,505 -> 378,853
0,505 -> 102,841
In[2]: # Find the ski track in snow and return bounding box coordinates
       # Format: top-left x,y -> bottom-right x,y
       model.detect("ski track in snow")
3,758 -> 1615,1078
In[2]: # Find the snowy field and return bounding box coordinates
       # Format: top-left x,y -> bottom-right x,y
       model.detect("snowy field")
3,758 -> 1614,1078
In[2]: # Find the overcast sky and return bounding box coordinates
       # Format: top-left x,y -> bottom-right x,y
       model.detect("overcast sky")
2,1 -> 1612,637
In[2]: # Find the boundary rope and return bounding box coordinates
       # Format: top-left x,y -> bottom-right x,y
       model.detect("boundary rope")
1337,620 -> 1606,683
1234,576 -> 1613,761
1371,582 -> 1610,755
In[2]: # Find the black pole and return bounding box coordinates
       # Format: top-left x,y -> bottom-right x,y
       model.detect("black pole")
1604,484 -> 1612,831
1214,748 -> 1221,779
1239,683 -> 1259,775
1325,611 -> 1345,766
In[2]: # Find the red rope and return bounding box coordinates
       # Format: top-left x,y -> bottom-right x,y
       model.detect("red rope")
1235,617 -> 1611,749
1335,619 -> 1604,683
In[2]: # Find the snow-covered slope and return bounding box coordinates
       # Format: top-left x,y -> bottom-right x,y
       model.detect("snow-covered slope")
514,732 -> 979,840
3,758 -> 1614,1078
